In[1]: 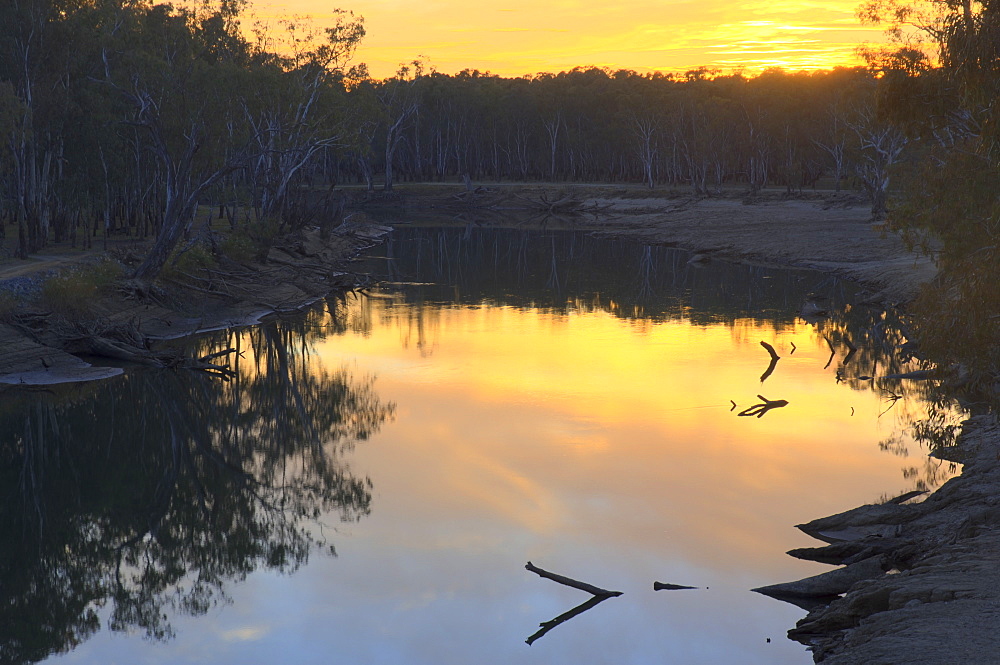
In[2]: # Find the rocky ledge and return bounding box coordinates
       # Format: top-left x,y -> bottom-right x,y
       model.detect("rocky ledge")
754,415 -> 1000,664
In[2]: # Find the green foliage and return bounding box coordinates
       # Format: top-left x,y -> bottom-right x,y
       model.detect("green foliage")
894,146 -> 1000,388
217,231 -> 258,264
166,242 -> 215,276
244,217 -> 283,262
40,259 -> 124,316
864,0 -> 1000,394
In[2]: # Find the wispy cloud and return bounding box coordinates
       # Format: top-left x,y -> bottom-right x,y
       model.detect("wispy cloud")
220,626 -> 270,642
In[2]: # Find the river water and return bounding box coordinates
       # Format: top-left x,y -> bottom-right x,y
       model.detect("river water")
1,226 -> 958,665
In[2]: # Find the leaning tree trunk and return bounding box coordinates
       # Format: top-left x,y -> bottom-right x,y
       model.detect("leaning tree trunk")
131,190 -> 193,282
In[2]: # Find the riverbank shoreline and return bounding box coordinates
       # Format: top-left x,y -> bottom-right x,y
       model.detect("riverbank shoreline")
753,415 -> 1000,664
362,183 -> 935,304
364,183 -> 996,664
0,222 -> 390,386
0,185 -> 935,384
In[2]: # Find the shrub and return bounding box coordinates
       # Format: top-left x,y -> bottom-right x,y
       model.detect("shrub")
217,232 -> 257,264
41,259 -> 124,316
156,242 -> 215,285
245,217 -> 281,262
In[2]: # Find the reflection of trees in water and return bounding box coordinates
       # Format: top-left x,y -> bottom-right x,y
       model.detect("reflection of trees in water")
815,300 -> 967,490
370,227 -> 858,328
364,226 -> 967,490
0,319 -> 393,664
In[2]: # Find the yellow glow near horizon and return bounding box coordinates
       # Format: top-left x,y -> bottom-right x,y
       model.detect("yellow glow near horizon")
299,292 -> 954,580
249,0 -> 886,78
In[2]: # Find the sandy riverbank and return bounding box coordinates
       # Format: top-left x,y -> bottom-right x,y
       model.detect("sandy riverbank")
380,185 -> 935,304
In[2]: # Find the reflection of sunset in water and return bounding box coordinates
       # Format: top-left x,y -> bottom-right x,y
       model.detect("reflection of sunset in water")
49,262 -> 961,664
296,289 -> 957,663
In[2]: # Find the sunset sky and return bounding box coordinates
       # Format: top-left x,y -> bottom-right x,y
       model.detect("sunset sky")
250,0 -> 887,78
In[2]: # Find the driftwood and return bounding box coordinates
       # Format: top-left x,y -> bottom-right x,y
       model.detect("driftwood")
823,336 -> 836,370
737,395 -> 789,418
199,347 -> 237,363
524,562 -> 622,645
653,582 -> 699,591
843,337 -> 858,366
525,562 -> 622,597
759,341 -> 780,382
67,334 -> 165,367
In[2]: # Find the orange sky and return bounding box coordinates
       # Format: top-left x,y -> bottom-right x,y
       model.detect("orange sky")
249,0 -> 886,78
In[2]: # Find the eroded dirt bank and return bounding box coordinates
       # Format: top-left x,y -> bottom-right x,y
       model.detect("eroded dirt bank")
379,185 -> 935,304
754,416 -> 1000,664
0,222 -> 389,385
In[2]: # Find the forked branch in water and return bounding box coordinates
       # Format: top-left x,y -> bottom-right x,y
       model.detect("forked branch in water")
525,595 -> 613,645
524,562 -> 622,646
737,395 -> 789,418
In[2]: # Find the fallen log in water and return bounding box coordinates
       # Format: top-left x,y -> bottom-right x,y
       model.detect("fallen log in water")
524,562 -> 622,646
524,562 -> 622,597
759,341 -> 781,382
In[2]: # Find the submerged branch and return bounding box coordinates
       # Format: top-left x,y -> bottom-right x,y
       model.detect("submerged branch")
653,582 -> 700,591
737,395 -> 789,418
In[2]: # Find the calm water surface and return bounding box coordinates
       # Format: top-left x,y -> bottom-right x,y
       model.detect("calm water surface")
2,228 -> 958,665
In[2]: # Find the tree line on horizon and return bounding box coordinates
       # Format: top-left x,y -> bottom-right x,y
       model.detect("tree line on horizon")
0,0 -> 917,279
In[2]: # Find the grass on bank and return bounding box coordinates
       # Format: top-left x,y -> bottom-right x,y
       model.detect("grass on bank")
40,258 -> 125,316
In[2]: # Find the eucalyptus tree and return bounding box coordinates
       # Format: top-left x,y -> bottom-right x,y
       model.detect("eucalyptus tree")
740,97 -> 773,193
376,61 -> 422,192
560,67 -> 627,182
0,0 -> 115,256
860,0 -> 1000,385
243,10 -> 365,226
846,100 -> 909,219
93,1 -> 256,281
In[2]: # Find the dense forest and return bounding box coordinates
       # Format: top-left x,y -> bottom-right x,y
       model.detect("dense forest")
0,0 -> 914,274
0,0 -> 998,382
